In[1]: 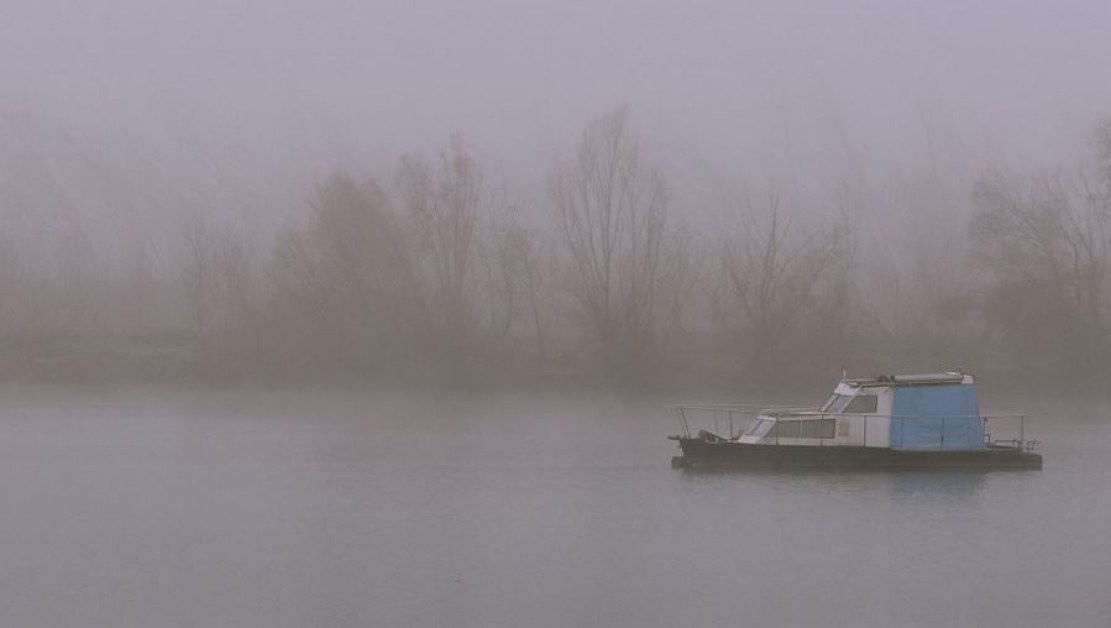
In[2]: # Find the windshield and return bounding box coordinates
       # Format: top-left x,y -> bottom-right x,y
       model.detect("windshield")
819,394 -> 838,411
822,394 -> 853,413
744,417 -> 775,436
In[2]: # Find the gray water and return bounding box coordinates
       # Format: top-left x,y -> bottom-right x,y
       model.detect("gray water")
0,389 -> 1108,628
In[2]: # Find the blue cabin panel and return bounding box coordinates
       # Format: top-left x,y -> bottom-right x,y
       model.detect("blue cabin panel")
889,385 -> 984,450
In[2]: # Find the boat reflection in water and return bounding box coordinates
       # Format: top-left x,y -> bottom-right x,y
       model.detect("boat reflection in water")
668,371 -> 1042,470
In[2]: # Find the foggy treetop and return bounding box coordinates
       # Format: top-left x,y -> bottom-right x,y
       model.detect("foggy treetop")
2,1 -> 1111,389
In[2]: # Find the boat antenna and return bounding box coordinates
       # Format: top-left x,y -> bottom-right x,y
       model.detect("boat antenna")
840,363 -> 847,380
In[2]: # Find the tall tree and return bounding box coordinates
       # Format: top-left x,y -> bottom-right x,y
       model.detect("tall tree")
714,196 -> 852,378
548,107 -> 693,381
178,212 -> 262,367
970,167 -> 1110,370
269,172 -> 418,376
396,136 -> 486,374
478,203 -> 547,361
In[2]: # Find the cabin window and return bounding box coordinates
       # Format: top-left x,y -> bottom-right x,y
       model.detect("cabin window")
771,420 -> 801,438
801,418 -> 836,438
844,395 -> 878,414
768,418 -> 835,439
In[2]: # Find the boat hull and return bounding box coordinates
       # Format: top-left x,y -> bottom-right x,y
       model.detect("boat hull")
671,438 -> 1042,470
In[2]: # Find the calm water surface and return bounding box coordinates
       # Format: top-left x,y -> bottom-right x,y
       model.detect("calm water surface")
0,389 -> 1108,627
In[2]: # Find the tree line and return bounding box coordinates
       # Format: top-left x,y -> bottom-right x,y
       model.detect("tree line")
1,108 -> 1109,390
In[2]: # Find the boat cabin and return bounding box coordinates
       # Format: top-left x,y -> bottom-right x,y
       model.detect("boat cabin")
738,372 -> 985,450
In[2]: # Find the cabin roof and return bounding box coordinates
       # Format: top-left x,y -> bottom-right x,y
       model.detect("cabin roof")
843,372 -> 972,388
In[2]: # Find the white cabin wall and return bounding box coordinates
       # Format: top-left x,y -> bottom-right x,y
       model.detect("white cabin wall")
829,383 -> 892,448
866,387 -> 893,448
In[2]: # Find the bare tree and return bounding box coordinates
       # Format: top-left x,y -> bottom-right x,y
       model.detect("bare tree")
178,212 -> 263,367
1094,116 -> 1111,196
478,202 -> 547,359
714,195 -> 852,377
843,170 -> 984,370
268,171 -> 419,377
179,212 -> 217,339
548,107 -> 692,381
0,229 -> 32,340
519,230 -> 548,363
396,137 -> 489,376
970,167 -> 1110,369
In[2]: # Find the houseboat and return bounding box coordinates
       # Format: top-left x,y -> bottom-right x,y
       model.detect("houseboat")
668,371 -> 1042,469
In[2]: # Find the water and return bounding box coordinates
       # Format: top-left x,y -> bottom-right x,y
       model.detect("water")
0,388 -> 1108,627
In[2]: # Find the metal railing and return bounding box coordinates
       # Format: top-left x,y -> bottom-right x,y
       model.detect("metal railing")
982,414 -> 1037,451
669,404 -> 1035,451
667,403 -> 763,439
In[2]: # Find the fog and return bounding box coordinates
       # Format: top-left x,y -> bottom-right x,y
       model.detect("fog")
5,5 -> 1111,626
3,0 -> 1111,389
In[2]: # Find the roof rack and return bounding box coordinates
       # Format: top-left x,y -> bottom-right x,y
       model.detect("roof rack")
844,372 -> 970,387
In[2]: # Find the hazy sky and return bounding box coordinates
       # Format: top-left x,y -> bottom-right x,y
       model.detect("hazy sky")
3,0 -> 1110,229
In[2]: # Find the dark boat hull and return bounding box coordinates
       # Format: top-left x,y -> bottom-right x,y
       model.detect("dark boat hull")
671,438 -> 1042,470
